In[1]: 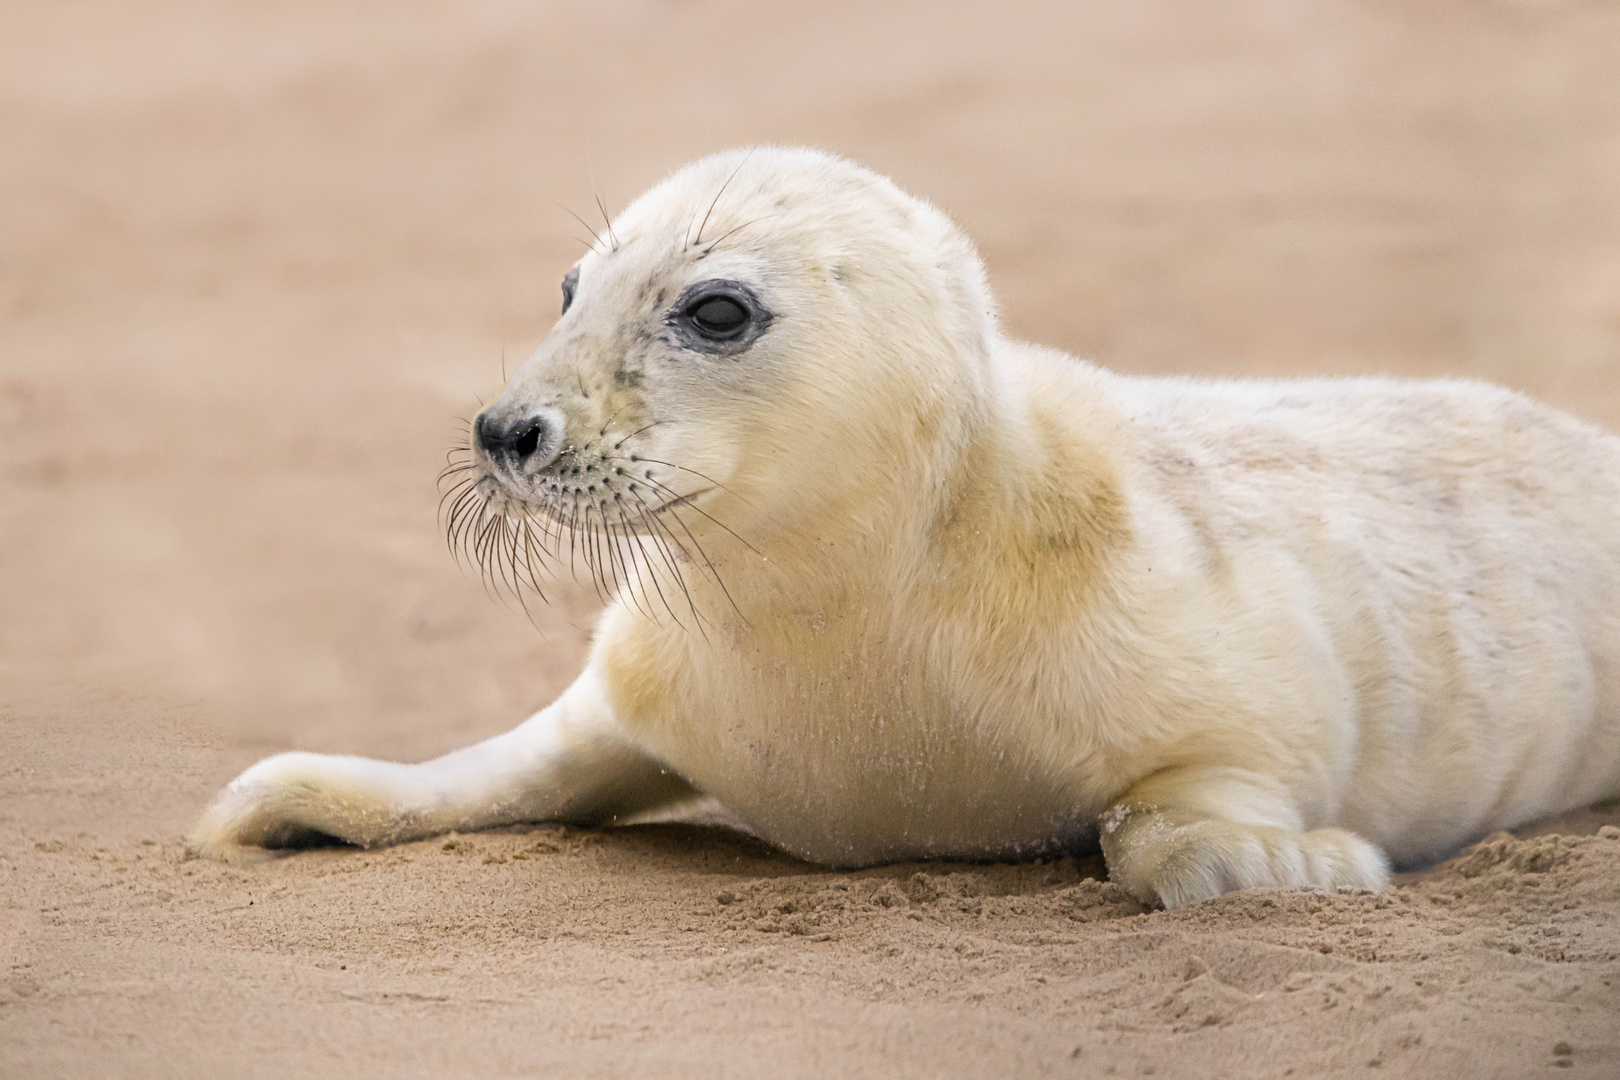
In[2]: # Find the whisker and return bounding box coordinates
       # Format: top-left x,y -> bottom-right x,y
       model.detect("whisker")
619,503 -> 682,629
438,416 -> 766,630
516,515 -> 549,600
639,473 -> 764,559
554,201 -> 607,253
502,520 -> 528,607
455,492 -> 487,556
605,509 -> 653,620
513,522 -> 551,629
583,504 -> 611,604
593,504 -> 629,608
597,507 -> 621,603
440,471 -> 473,493
616,504 -> 660,615
481,515 -> 515,599
631,494 -> 705,632
455,491 -> 486,548
690,147 -> 756,249
437,474 -> 475,512
469,514 -> 503,605
596,402 -> 632,438
702,215 -> 770,255
610,420 -> 672,449
444,489 -> 483,566
646,491 -> 746,624
528,501 -> 562,562
485,516 -> 513,595
440,492 -> 478,548
502,523 -> 541,630
601,503 -> 634,605
573,501 -> 592,586
593,191 -> 620,253
630,455 -> 755,506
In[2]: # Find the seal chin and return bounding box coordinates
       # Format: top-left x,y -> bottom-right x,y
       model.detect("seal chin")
467,469 -> 542,522
487,476 -> 555,522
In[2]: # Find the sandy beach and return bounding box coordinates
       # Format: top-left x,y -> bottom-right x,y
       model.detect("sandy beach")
3,2 -> 1619,1076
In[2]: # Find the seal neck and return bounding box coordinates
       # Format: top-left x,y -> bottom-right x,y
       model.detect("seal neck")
915,342 -> 1131,612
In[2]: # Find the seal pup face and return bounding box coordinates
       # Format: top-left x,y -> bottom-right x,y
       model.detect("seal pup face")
450,147 -> 998,609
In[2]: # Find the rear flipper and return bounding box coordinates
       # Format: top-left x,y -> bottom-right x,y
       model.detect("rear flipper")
1098,765 -> 1390,909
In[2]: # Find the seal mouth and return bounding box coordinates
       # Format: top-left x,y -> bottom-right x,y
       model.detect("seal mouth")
491,477 -> 713,534
438,405 -> 753,626
438,446 -> 743,622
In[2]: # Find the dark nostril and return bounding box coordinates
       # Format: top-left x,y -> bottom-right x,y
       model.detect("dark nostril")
477,411 -> 548,461
511,421 -> 542,459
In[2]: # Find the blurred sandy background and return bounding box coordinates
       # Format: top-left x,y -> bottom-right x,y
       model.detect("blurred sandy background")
3,2 -> 1619,1077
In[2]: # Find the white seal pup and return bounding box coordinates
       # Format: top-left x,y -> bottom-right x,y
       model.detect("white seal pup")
191,147 -> 1620,908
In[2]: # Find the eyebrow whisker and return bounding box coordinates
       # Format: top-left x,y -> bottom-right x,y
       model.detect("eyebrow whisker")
690,147 -> 757,249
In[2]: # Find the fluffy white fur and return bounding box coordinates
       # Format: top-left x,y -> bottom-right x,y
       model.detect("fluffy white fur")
192,148 -> 1620,908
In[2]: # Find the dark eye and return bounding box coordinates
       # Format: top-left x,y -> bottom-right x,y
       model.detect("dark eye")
688,296 -> 748,338
666,279 -> 772,354
560,267 -> 579,315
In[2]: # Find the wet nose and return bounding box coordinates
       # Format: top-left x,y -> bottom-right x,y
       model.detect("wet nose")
476,411 -> 548,462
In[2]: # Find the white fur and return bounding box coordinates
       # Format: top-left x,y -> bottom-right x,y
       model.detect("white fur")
191,148 -> 1620,908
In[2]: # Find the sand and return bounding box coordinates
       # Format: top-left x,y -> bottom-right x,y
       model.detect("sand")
3,2 -> 1619,1076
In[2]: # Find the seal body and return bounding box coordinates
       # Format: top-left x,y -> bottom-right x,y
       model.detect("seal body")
607,371 -> 1620,868
192,147 -> 1620,908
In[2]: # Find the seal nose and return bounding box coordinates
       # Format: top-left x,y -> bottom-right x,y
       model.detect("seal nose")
477,411 -> 548,463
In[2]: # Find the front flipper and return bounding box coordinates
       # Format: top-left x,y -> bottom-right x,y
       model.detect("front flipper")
189,667 -> 695,862
1098,766 -> 1389,909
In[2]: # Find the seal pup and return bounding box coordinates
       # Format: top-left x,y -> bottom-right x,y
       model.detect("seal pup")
191,147 -> 1620,908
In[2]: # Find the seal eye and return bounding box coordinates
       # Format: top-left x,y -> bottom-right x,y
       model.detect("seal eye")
667,279 -> 772,354
688,296 -> 748,338
560,268 -> 579,315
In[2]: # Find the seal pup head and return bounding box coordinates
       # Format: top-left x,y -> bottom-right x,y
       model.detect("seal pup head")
452,147 -> 999,608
